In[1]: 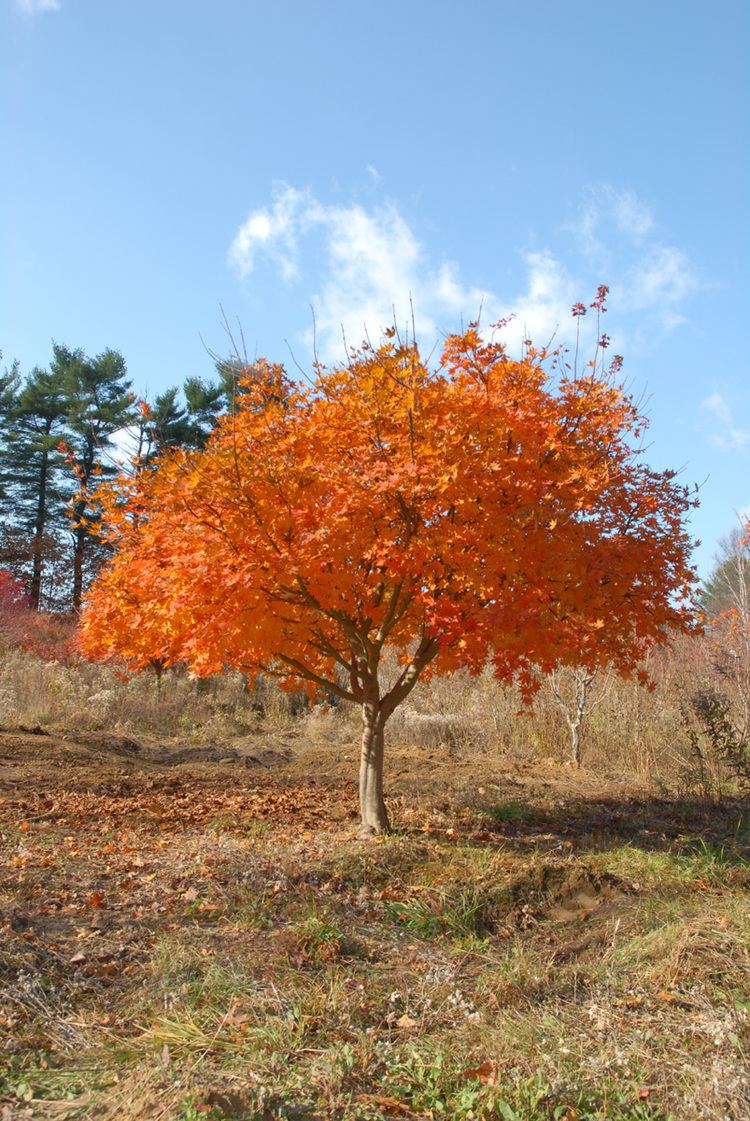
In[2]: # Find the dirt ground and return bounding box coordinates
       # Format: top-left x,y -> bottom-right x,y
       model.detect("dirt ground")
1,726 -> 749,1121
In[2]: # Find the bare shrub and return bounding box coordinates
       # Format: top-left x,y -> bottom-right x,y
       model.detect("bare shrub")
548,666 -> 606,767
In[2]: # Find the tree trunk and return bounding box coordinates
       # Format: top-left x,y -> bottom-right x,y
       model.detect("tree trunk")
30,449 -> 49,611
72,517 -> 85,613
570,724 -> 581,767
359,702 -> 389,837
72,443 -> 95,614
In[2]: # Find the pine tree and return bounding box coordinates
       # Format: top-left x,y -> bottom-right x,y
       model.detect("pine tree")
149,387 -> 192,451
0,356 -> 20,421
126,387 -> 193,470
1,366 -> 69,608
0,354 -> 21,507
182,376 -> 227,448
55,344 -> 136,611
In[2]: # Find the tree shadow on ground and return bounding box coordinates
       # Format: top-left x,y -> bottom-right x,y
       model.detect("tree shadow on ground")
437,792 -> 750,861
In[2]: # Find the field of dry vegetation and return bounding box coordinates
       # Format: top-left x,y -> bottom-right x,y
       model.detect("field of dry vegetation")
1,650 -> 749,1120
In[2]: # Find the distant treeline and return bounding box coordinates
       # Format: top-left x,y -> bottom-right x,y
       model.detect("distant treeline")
0,343 -> 241,613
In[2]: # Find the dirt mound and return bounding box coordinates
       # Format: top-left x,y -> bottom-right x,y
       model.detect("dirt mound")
62,731 -> 143,757
54,731 -> 295,768
0,728 -> 296,793
509,862 -> 630,927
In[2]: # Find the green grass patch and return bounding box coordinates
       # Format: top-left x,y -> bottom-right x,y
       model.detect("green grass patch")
481,801 -> 538,825
591,841 -> 750,888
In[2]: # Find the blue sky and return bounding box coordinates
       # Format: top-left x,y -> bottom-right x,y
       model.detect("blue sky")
1,0 -> 747,576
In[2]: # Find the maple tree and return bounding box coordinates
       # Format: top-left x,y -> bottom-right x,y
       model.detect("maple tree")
81,298 -> 697,834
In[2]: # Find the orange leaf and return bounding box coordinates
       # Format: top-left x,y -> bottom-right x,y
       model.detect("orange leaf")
461,1060 -> 498,1087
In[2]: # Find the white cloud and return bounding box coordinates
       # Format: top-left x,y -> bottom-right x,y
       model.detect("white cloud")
228,184 -> 314,282
611,188 -> 655,242
228,185 -> 588,361
15,0 -> 61,13
569,185 -> 697,328
625,246 -> 697,320
311,201 -> 444,349
701,392 -> 750,450
228,182 -> 697,362
571,185 -> 654,258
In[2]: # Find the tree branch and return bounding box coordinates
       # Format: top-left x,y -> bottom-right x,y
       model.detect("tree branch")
380,635 -> 438,718
275,653 -> 360,703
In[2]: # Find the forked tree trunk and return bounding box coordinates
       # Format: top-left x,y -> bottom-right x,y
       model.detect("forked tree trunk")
359,701 -> 389,836
287,628 -> 437,839
550,667 -> 598,770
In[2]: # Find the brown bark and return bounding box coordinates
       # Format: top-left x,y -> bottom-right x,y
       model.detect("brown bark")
358,701 -> 389,836
272,588 -> 438,837
354,635 -> 438,837
29,449 -> 48,610
71,438 -> 95,614
570,725 -> 581,768
72,513 -> 86,614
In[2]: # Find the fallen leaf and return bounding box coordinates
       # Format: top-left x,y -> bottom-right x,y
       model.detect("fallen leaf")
461,1059 -> 498,1086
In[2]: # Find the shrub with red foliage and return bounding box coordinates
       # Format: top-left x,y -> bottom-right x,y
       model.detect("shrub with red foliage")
0,568 -> 76,663
0,569 -> 31,633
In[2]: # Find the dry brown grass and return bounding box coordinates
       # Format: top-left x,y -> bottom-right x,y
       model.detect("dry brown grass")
0,648 -> 301,742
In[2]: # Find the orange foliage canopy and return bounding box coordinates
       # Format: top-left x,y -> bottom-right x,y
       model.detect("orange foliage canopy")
81,326 -> 697,702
